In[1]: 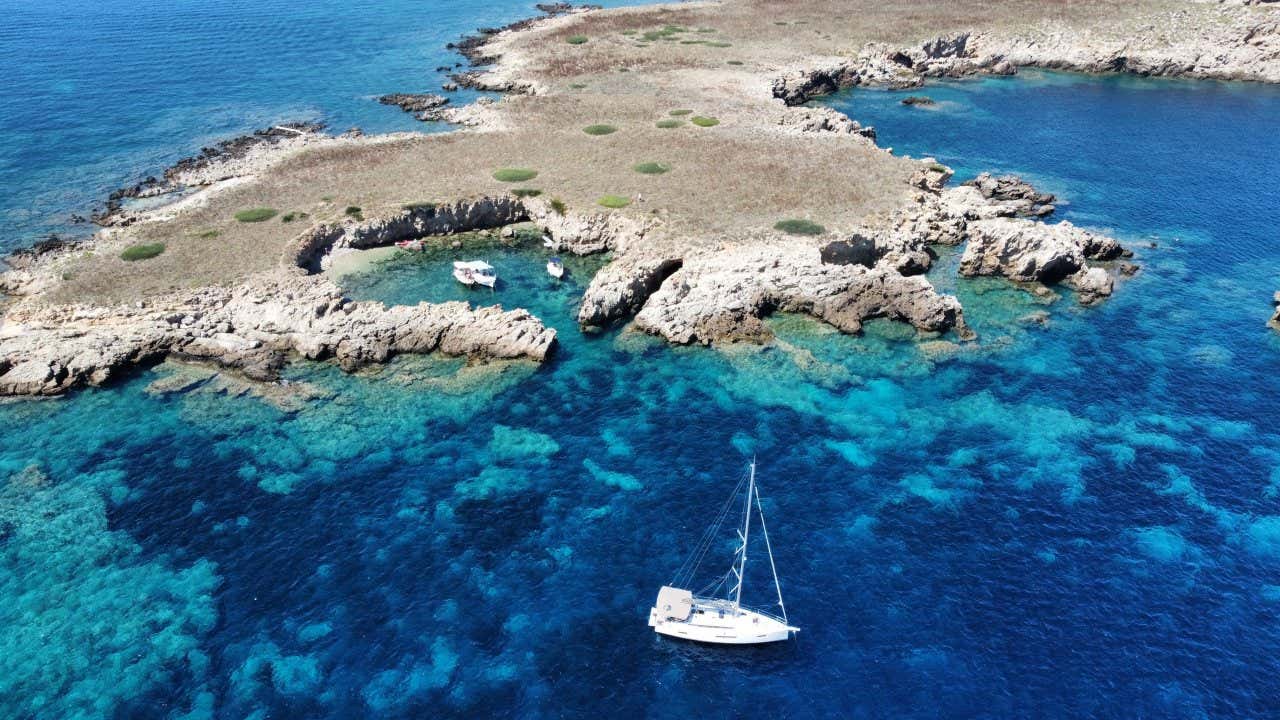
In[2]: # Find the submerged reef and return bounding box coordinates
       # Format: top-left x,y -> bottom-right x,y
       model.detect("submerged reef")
0,466 -> 219,719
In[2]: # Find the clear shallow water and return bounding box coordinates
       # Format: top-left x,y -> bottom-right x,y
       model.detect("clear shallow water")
5,64 -> 1280,720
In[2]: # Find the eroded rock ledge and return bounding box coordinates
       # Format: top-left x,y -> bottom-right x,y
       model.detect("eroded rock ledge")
633,246 -> 965,345
775,17 -> 1280,106
575,163 -> 1132,343
0,272 -> 554,397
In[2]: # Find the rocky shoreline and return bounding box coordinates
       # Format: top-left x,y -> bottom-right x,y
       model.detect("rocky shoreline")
0,272 -> 554,397
94,122 -> 331,227
5,0 -> 1276,397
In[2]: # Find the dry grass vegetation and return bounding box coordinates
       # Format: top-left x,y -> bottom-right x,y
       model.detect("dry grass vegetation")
49,0 -> 1221,304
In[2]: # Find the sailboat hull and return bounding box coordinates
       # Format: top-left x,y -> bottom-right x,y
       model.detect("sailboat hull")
649,598 -> 797,645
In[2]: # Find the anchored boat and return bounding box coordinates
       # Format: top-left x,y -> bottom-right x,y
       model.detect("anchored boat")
453,260 -> 496,288
648,458 -> 799,645
546,257 -> 564,279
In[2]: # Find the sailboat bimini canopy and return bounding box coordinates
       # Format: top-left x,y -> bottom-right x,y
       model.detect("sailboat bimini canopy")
655,586 -> 693,621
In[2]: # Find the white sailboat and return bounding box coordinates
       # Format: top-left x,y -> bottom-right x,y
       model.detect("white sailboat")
648,459 -> 799,645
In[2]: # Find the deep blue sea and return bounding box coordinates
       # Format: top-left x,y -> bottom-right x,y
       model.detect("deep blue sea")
4,8 -> 1280,717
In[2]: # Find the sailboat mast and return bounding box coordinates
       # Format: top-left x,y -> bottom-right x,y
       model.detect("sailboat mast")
733,458 -> 755,610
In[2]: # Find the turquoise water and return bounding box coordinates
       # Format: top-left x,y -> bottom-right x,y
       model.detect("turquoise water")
6,31 -> 1280,720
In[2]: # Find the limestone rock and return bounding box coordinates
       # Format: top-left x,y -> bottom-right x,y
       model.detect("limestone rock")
578,254 -> 684,329
959,218 -> 1122,304
963,172 -> 1056,217
0,272 -> 555,397
633,245 -> 966,345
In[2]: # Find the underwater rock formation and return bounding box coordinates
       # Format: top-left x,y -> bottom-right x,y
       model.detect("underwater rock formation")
0,466 -> 220,718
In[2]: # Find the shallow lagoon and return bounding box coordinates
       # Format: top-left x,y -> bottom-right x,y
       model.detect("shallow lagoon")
5,70 -> 1280,717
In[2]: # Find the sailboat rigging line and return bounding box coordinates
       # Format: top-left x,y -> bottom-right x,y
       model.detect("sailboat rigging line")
753,479 -> 788,624
670,468 -> 750,587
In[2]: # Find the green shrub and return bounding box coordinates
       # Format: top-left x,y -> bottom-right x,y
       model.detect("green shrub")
282,213 -> 296,222
621,29 -> 637,35
669,109 -> 693,116
583,124 -> 618,135
690,116 -> 720,127
774,219 -> 826,236
120,242 -> 165,262
493,168 -> 539,182
727,60 -> 744,66
402,201 -> 436,211
633,162 -> 671,175
696,27 -> 717,33
234,208 -> 277,222
655,119 -> 683,129
569,83 -> 588,89
195,229 -> 219,239
566,35 -> 588,45
928,162 -> 948,173
345,206 -> 363,220
706,41 -> 731,48
597,195 -> 631,209
550,198 -> 567,215
512,188 -> 543,198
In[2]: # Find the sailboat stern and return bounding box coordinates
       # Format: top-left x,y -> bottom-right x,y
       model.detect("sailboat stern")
650,593 -> 797,645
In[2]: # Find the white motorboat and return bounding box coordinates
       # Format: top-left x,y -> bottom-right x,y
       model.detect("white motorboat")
546,257 -> 565,279
648,458 -> 799,645
453,260 -> 496,288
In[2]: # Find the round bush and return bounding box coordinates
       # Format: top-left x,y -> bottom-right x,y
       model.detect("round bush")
668,109 -> 693,116
655,119 -> 683,129
583,124 -> 618,136
597,195 -> 631,209
566,35 -> 588,45
121,242 -> 165,262
632,162 -> 671,175
234,208 -> 277,222
774,219 -> 826,236
512,188 -> 543,198
493,168 -> 539,182
690,116 -> 720,127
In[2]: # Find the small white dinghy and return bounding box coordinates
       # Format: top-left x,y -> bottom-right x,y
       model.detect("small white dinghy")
649,458 -> 799,645
546,257 -> 565,279
453,260 -> 496,288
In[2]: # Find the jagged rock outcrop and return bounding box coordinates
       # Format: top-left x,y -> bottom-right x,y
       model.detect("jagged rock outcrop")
377,93 -> 450,121
963,172 -> 1056,217
525,198 -> 653,255
958,218 -> 1124,305
777,106 -> 877,139
288,196 -> 531,271
633,245 -> 966,344
774,15 -> 1280,111
0,273 -> 555,397
577,254 -> 683,329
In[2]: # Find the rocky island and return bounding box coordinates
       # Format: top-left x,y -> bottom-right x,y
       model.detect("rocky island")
2,0 -> 1277,397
